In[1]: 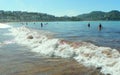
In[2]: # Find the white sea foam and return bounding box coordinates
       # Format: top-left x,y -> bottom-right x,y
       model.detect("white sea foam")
0,23 -> 11,28
9,26 -> 120,75
3,40 -> 15,44
0,40 -> 15,47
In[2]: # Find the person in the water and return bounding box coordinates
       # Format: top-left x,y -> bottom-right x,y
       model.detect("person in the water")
41,23 -> 43,27
98,23 -> 102,31
88,23 -> 90,27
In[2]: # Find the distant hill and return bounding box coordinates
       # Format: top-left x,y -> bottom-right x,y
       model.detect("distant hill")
0,10 -> 56,22
0,10 -> 120,22
0,10 -> 81,22
77,10 -> 120,21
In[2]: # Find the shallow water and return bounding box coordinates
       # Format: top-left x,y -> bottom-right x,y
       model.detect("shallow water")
1,22 -> 120,75
10,21 -> 120,50
0,28 -> 37,74
0,27 -> 103,75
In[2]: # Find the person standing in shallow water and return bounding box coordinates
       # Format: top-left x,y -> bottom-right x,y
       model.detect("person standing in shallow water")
98,23 -> 102,31
41,23 -> 43,28
88,23 -> 90,28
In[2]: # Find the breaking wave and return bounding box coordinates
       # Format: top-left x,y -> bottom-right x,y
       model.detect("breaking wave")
9,26 -> 120,75
0,23 -> 11,28
0,40 -> 15,47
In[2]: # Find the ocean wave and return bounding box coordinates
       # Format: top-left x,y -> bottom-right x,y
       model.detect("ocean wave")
0,40 -> 15,47
0,23 -> 11,28
9,26 -> 120,75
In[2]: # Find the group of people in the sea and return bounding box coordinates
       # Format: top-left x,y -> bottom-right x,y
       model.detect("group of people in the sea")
88,23 -> 103,31
21,22 -> 103,31
21,22 -> 48,28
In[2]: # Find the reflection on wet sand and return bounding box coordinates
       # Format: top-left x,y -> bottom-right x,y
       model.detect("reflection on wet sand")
5,58 -> 103,75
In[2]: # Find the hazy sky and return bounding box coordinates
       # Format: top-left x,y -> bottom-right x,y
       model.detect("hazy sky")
0,0 -> 119,16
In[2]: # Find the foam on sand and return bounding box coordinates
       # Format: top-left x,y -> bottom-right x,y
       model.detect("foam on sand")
9,26 -> 120,75
0,40 -> 15,47
0,23 -> 11,28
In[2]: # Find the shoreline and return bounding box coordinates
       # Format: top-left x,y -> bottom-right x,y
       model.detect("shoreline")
0,23 -> 120,75
12,58 -> 103,75
9,26 -> 120,75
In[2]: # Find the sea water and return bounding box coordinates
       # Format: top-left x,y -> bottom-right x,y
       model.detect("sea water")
10,21 -> 120,50
1,21 -> 120,75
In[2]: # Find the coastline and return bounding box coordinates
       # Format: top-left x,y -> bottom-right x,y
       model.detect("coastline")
9,25 -> 120,75
12,58 -> 103,75
0,23 -> 120,75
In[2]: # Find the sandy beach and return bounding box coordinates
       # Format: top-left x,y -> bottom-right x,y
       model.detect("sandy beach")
6,58 -> 103,75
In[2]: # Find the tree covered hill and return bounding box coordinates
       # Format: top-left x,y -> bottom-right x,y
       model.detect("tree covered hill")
0,10 -> 120,22
0,10 -> 81,22
77,10 -> 120,21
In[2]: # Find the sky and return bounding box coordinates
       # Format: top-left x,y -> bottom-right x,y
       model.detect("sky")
0,0 -> 120,17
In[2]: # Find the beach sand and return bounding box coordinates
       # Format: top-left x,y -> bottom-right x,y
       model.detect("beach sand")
9,58 -> 103,75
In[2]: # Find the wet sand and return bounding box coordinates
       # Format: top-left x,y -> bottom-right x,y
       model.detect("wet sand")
0,44 -> 103,75
8,58 -> 103,75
